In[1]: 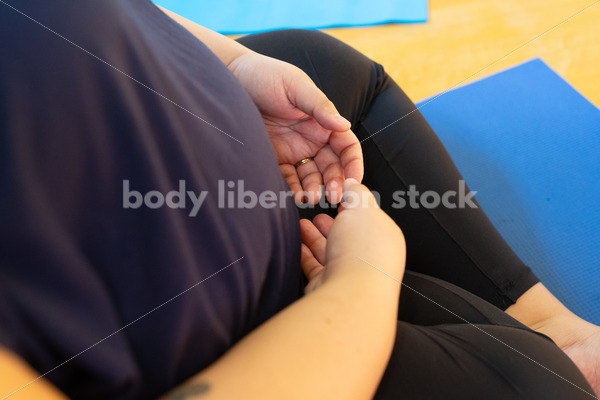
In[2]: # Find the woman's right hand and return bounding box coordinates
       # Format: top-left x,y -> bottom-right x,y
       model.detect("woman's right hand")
300,178 -> 406,294
157,179 -> 408,400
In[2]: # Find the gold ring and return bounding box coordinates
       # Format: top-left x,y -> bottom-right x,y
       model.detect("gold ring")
294,157 -> 314,168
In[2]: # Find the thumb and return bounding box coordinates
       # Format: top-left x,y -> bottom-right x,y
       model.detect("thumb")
341,178 -> 379,211
290,74 -> 351,132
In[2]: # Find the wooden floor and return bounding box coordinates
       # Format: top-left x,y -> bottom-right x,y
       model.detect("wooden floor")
322,0 -> 600,107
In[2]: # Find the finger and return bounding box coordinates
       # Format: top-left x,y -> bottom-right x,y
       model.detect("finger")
300,218 -> 327,265
342,178 -> 379,210
301,243 -> 325,282
280,164 -> 304,204
296,159 -> 323,204
329,130 -> 364,183
323,163 -> 344,205
289,73 -> 351,132
313,214 -> 334,238
314,146 -> 344,204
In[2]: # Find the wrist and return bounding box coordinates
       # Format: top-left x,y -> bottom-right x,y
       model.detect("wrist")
313,258 -> 403,324
225,50 -> 256,77
223,45 -> 258,73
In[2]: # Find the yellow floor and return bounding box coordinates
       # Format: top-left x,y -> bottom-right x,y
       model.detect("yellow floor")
323,0 -> 600,107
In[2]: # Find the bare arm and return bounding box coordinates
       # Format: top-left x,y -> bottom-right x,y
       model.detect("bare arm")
156,6 -> 251,68
1,180 -> 405,400
160,179 -> 406,399
162,270 -> 401,399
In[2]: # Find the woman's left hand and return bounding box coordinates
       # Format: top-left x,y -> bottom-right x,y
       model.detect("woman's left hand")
228,52 -> 364,204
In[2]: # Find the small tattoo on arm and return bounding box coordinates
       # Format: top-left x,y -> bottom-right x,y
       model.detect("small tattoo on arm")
165,382 -> 211,399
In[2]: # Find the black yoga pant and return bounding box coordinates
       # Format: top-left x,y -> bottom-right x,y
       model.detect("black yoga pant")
237,30 -> 594,399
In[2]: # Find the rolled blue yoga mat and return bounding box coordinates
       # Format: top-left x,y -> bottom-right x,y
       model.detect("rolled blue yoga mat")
152,0 -> 429,34
417,59 -> 600,324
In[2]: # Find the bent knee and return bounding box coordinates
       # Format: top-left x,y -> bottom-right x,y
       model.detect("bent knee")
376,323 -> 594,399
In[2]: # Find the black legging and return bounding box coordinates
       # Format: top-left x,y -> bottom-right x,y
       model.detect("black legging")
237,30 -> 594,399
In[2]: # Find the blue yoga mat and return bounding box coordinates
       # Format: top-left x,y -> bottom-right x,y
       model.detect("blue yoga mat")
152,0 -> 429,34
417,59 -> 600,324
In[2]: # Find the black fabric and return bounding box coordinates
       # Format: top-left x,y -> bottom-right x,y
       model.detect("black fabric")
238,29 -> 595,399
377,272 -> 593,399
0,1 -> 303,399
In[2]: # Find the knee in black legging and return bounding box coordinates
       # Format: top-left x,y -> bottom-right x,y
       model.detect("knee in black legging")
376,323 -> 595,399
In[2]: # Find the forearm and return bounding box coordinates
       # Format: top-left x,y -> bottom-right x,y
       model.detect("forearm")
157,6 -> 252,68
162,262 -> 402,400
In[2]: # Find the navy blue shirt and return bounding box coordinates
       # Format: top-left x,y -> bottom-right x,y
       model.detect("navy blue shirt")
0,1 -> 303,398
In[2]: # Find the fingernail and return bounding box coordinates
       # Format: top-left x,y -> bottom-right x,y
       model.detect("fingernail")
335,114 -> 351,126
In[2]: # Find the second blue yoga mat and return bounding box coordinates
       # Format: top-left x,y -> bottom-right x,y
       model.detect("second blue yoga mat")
417,59 -> 600,324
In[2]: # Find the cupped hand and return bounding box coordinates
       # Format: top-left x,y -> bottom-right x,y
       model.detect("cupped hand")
300,179 -> 406,294
228,52 -> 364,204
